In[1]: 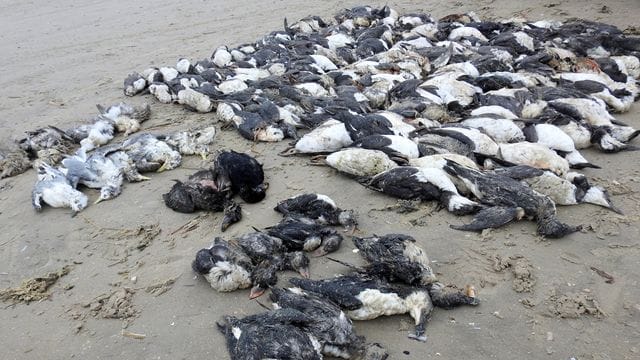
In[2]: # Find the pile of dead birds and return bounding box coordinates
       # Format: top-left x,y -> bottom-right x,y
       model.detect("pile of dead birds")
162,150 -> 267,231
122,5 -> 639,238
192,193 -> 478,359
23,102 -> 218,213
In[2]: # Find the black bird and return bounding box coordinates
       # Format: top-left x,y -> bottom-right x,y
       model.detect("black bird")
363,166 -> 480,215
290,274 -> 433,341
217,308 -> 323,360
163,169 -> 243,231
237,231 -> 311,278
266,217 -> 344,256
444,161 -> 581,238
274,193 -> 357,231
352,234 -> 438,286
214,150 -> 268,203
450,206 -> 525,232
270,287 -> 362,358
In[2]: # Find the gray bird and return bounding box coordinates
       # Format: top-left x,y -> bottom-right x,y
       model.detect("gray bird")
0,146 -> 31,179
122,133 -> 181,172
60,149 -> 124,204
96,102 -> 151,136
160,126 -> 217,159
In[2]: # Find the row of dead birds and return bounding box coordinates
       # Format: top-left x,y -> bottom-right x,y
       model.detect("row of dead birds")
24,102 -> 219,213
191,193 -> 478,359
122,5 -> 639,238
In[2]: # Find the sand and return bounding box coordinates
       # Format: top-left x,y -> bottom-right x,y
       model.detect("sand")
1,0 -> 639,359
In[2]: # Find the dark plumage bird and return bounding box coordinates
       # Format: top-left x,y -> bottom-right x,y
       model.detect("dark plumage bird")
352,233 -> 437,286
450,206 -> 525,232
217,308 -> 323,360
215,150 -> 267,203
289,274 -> 432,341
192,237 -> 278,298
351,134 -> 420,164
163,169 -> 228,212
237,231 -> 311,278
444,161 -> 581,238
266,217 -> 344,256
18,126 -> 76,163
0,146 -> 31,179
270,287 -> 361,358
274,193 -> 357,231
363,166 -> 480,215
163,169 -> 243,231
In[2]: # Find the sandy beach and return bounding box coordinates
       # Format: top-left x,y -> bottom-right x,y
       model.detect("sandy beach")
1,0 -> 639,359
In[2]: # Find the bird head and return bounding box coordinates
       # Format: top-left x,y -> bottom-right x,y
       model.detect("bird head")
283,251 -> 310,278
312,232 -> 344,257
420,265 -> 438,285
583,187 -> 623,214
70,192 -> 89,213
95,184 -> 122,204
191,248 -> 216,275
338,210 -> 358,233
249,260 -> 278,299
157,152 -> 182,172
239,183 -> 267,203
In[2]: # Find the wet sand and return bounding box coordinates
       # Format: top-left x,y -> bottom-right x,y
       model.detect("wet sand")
1,1 -> 639,359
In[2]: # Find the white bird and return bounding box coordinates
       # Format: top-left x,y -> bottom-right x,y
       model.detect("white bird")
79,119 -> 115,152
286,119 -> 353,155
523,123 -> 598,169
32,163 -> 88,214
212,46 -> 233,67
324,148 -> 398,177
460,116 -> 525,143
177,88 -> 214,112
524,170 -> 621,213
498,142 -> 570,176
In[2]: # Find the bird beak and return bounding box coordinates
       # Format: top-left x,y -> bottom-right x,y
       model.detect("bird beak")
249,286 -> 265,299
345,224 -> 358,235
156,162 -> 168,172
138,175 -> 151,181
220,217 -> 234,232
311,248 -> 327,257
94,197 -> 104,204
298,267 -> 310,278
608,204 -> 624,215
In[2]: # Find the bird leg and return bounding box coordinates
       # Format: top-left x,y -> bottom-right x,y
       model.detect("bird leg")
32,191 -> 43,211
278,146 -> 299,157
308,154 -> 327,166
407,309 -> 429,342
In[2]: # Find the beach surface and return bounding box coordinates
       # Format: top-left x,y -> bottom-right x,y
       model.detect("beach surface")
1,0 -> 639,359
